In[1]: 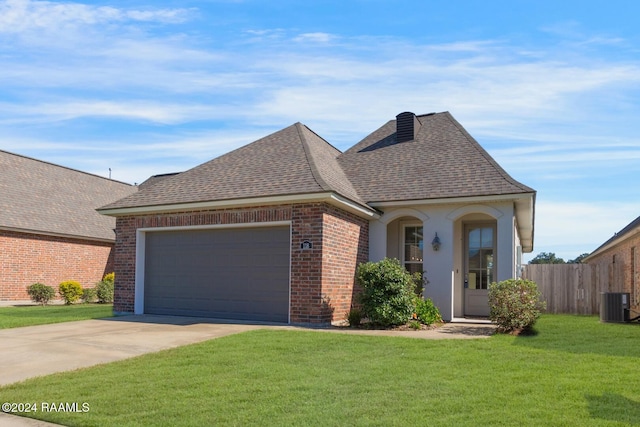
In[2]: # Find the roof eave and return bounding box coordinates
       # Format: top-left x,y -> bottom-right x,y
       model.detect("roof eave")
0,226 -> 115,243
368,192 -> 534,208
98,192 -> 380,220
515,193 -> 535,253
369,192 -> 536,252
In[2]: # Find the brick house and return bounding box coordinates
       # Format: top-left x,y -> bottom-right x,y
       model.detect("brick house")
0,150 -> 137,301
584,215 -> 640,314
99,111 -> 536,324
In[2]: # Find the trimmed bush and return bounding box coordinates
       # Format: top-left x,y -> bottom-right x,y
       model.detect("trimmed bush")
27,283 -> 56,306
356,258 -> 416,327
413,297 -> 442,325
347,308 -> 362,327
58,280 -> 83,305
82,287 -> 97,303
96,280 -> 114,304
489,278 -> 546,334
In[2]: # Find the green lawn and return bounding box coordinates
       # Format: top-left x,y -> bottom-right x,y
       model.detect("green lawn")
1,315 -> 639,426
0,304 -> 113,329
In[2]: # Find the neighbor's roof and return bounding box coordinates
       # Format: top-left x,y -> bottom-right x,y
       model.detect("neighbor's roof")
100,123 -> 367,212
138,172 -> 181,190
0,150 -> 137,241
585,215 -> 640,261
338,112 -> 535,203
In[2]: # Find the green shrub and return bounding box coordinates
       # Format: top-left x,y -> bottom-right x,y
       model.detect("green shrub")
408,320 -> 421,330
26,283 -> 56,306
488,279 -> 546,334
356,258 -> 416,327
412,270 -> 429,297
103,272 -> 114,285
81,287 -> 97,303
58,280 -> 83,305
413,297 -> 442,325
96,280 -> 114,304
347,308 -> 362,327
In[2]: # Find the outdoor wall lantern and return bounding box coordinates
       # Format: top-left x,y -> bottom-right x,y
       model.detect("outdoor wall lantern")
431,233 -> 442,251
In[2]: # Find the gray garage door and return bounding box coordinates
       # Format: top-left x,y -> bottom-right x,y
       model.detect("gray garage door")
143,226 -> 290,322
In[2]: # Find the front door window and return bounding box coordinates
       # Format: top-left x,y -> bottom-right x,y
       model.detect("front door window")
403,225 -> 423,275
466,225 -> 495,289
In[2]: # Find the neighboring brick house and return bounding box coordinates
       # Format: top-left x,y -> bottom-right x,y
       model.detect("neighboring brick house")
0,150 -> 137,301
584,215 -> 640,314
99,111 -> 536,324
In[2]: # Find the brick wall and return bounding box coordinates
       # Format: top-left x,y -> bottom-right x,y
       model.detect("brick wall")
320,205 -> 368,323
587,232 -> 640,313
0,229 -> 114,301
290,204 -> 324,323
113,203 -> 369,324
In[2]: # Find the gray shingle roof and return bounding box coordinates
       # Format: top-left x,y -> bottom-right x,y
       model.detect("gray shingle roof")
0,150 -> 137,241
101,111 -> 534,213
101,123 -> 366,211
138,172 -> 181,190
338,112 -> 534,203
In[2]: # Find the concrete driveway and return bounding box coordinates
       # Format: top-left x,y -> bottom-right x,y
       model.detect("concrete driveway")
0,315 -> 267,387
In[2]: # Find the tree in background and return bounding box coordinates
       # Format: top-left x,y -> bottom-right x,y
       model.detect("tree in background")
528,252 -> 565,264
567,253 -> 590,264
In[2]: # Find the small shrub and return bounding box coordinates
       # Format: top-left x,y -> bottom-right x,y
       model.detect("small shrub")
96,280 -> 114,304
356,258 -> 416,327
408,320 -> 422,330
489,279 -> 546,334
82,287 -> 97,303
413,297 -> 443,325
103,272 -> 114,285
347,308 -> 362,327
412,270 -> 429,297
27,283 -> 56,306
58,280 -> 83,305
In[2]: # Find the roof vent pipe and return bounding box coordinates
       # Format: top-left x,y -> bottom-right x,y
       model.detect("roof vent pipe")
396,111 -> 420,143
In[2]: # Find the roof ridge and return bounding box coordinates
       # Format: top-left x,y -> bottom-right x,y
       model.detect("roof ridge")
0,149 -> 134,187
295,122 -> 332,192
442,112 -> 535,194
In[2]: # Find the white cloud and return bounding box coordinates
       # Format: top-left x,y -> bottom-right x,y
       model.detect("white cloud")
525,200 -> 640,261
293,32 -> 335,43
0,100 -> 224,124
0,0 -> 191,33
0,127 -> 274,184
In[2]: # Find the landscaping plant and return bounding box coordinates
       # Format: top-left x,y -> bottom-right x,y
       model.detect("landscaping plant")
488,278 -> 546,334
26,283 -> 56,306
347,308 -> 362,327
82,287 -> 98,303
97,272 -> 114,303
58,280 -> 83,305
356,258 -> 416,327
413,297 -> 442,325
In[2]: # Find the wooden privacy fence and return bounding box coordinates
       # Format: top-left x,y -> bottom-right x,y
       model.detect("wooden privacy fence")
522,263 -> 624,315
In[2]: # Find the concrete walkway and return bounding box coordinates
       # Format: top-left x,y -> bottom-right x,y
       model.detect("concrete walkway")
0,315 -> 495,426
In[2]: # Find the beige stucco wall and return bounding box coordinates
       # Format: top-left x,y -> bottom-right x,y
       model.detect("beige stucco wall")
369,201 -> 523,320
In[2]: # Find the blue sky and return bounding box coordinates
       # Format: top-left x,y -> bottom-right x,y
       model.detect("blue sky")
1,0 -> 639,262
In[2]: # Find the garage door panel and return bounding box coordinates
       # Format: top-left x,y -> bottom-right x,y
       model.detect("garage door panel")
144,226 -> 290,322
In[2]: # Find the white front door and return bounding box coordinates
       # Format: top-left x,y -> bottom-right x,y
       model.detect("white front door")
464,224 -> 496,316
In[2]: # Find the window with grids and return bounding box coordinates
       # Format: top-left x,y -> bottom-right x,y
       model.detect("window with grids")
403,225 -> 423,275
467,226 -> 495,290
